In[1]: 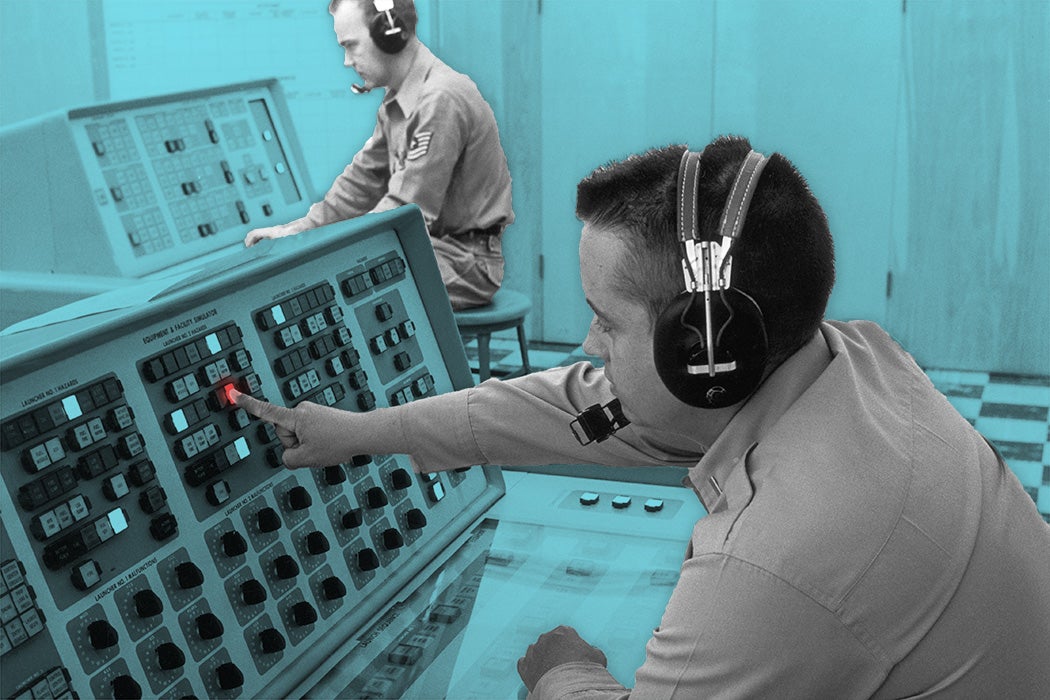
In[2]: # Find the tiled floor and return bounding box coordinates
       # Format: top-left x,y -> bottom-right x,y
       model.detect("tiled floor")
463,337 -> 1050,523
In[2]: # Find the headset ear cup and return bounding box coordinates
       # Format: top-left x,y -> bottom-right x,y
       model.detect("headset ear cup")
370,12 -> 409,53
653,290 -> 768,408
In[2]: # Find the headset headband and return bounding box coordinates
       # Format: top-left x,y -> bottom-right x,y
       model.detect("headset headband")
676,149 -> 769,293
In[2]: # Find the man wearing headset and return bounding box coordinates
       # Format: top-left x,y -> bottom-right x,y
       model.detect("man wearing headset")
233,136 -> 1050,697
245,0 -> 513,310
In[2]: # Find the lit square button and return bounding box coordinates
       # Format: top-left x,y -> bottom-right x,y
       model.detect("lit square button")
61,395 -> 83,420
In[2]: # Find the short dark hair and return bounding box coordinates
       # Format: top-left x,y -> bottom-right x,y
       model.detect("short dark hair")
328,0 -> 418,37
576,136 -> 835,370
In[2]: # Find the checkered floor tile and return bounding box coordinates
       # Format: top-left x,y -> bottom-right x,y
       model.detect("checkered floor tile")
464,338 -> 1050,523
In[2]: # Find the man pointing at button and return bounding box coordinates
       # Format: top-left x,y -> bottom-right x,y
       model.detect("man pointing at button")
234,137 -> 1049,698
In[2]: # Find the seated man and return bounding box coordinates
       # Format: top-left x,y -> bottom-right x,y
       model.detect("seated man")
246,0 -> 513,310
234,136 -> 1050,698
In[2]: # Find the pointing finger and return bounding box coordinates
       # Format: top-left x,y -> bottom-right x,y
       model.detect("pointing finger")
231,389 -> 295,429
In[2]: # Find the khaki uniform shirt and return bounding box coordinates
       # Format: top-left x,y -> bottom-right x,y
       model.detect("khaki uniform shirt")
400,320 -> 1050,698
302,44 -> 513,237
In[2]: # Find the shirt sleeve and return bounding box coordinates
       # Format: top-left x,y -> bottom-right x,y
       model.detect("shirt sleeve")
302,119 -> 390,229
370,89 -> 466,228
398,363 -> 705,471
532,553 -> 886,699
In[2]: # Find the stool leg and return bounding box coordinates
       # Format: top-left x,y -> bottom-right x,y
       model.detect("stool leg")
477,332 -> 491,382
516,322 -> 531,375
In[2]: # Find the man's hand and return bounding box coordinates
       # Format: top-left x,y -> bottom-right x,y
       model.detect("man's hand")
244,222 -> 305,247
231,389 -> 361,468
517,626 -> 608,692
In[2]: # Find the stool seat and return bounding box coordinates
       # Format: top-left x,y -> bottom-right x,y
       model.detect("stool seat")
454,288 -> 532,381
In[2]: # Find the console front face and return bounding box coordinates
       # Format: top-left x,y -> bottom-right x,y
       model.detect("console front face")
70,82 -> 309,276
0,214 -> 500,700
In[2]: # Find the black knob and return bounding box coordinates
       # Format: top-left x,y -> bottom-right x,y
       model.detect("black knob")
286,486 -> 312,510
259,627 -> 286,654
306,531 -> 330,555
350,454 -> 372,467
274,554 -> 299,580
196,612 -> 224,640
156,641 -> 186,670
112,674 -> 142,700
341,508 -> 363,529
257,507 -> 282,533
357,548 -> 380,572
88,619 -> 118,649
406,508 -> 427,530
292,601 -> 318,626
175,562 -> 204,589
365,487 -> 388,509
323,465 -> 346,485
322,576 -> 347,600
390,468 -> 412,490
381,528 -> 404,551
216,662 -> 244,690
221,531 -> 248,557
133,589 -> 164,618
241,579 -> 267,605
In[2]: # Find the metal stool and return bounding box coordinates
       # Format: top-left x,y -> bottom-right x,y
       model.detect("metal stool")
453,288 -> 532,381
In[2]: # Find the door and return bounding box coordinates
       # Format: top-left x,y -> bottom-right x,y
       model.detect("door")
886,0 -> 1049,374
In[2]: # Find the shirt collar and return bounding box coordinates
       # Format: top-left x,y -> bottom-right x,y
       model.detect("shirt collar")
683,328 -> 832,511
383,43 -> 439,117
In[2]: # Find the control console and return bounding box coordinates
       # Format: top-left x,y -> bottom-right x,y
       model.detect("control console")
0,207 -> 502,699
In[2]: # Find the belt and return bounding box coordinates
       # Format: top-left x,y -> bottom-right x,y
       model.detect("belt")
451,224 -> 502,238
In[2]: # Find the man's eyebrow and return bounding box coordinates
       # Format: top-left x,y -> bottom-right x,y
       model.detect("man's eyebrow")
584,297 -> 611,319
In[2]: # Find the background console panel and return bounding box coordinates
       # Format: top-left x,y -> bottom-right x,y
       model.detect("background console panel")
0,79 -> 314,280
0,208 -> 503,699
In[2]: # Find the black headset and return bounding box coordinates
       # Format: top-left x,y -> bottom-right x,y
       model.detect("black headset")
369,0 -> 411,54
652,149 -> 771,409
